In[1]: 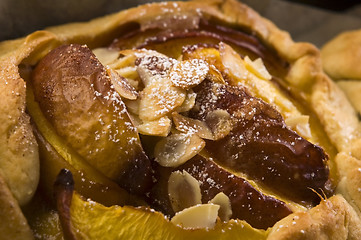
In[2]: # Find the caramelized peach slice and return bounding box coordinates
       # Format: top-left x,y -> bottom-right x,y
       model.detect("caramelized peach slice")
149,155 -> 292,229
27,86 -> 146,207
31,44 -> 151,194
178,156 -> 293,229
55,169 -> 269,239
190,81 -> 332,203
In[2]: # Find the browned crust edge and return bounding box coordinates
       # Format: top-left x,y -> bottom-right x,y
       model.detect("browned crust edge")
1,0 -> 361,238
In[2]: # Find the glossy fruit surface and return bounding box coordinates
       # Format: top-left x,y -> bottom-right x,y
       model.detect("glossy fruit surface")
55,169 -> 269,240
31,44 -> 152,194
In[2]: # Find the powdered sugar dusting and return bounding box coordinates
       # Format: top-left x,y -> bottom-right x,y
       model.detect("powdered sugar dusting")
135,49 -> 177,78
170,59 -> 209,89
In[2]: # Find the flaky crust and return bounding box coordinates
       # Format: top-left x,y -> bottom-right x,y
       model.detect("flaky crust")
0,34 -> 44,206
1,0 -> 361,238
321,29 -> 361,80
320,30 -> 361,222
0,173 -> 34,240
321,29 -> 361,118
268,195 -> 361,240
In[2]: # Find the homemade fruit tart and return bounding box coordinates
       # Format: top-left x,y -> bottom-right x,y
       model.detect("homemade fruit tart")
1,0 -> 361,239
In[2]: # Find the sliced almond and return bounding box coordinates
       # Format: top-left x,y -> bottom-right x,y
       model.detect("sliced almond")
219,42 -> 249,84
123,99 -> 140,115
107,68 -> 138,100
174,90 -> 197,113
172,112 -> 214,140
171,204 -> 219,229
109,52 -> 136,69
115,66 -> 138,80
92,48 -> 120,66
209,192 -> 232,222
114,49 -> 171,73
154,132 -> 205,167
137,117 -> 172,137
126,78 -> 140,90
136,52 -> 176,78
139,78 -> 186,121
207,65 -> 226,84
244,56 -> 272,80
169,59 -> 209,89
168,170 -> 202,213
285,115 -> 312,139
205,109 -> 233,140
127,112 -> 142,127
182,45 -> 225,73
136,65 -> 157,87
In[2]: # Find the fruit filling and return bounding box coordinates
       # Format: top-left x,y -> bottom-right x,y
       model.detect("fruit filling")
25,17 -> 336,231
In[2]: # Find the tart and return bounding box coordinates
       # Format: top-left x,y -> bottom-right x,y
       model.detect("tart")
1,0 -> 361,239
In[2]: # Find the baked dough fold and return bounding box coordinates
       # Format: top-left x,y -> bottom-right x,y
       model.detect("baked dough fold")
1,0 -> 361,238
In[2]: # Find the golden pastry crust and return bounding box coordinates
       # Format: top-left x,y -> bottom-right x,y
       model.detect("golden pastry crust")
321,28 -> 361,118
321,29 -> 361,80
320,29 -> 361,221
336,80 -> 361,116
0,173 -> 34,240
268,195 -> 361,240
1,0 -> 361,238
0,34 -> 44,206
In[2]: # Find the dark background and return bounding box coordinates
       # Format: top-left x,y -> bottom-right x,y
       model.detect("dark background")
1,0 -> 361,47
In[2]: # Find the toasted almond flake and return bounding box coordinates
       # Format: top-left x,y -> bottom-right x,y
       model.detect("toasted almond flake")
171,204 -> 219,229
137,117 -> 172,137
126,78 -> 140,90
123,99 -> 140,115
172,112 -> 214,140
127,113 -> 142,127
207,65 -> 226,84
285,115 -> 312,139
137,65 -> 157,87
115,66 -> 139,80
139,78 -> 186,121
154,132 -> 205,167
174,90 -> 197,113
92,48 -> 120,65
136,51 -> 177,78
205,109 -> 233,140
209,192 -> 232,222
219,42 -> 249,83
168,170 -> 202,213
170,59 -> 209,89
244,56 -> 272,80
182,45 -> 224,73
118,49 -> 139,57
109,52 -> 136,69
107,68 -> 138,100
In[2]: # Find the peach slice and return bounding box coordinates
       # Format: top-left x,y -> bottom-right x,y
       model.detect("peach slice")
54,169 -> 269,239
190,80 -> 332,203
27,86 -> 146,207
149,155 -> 293,229
31,44 -> 152,194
